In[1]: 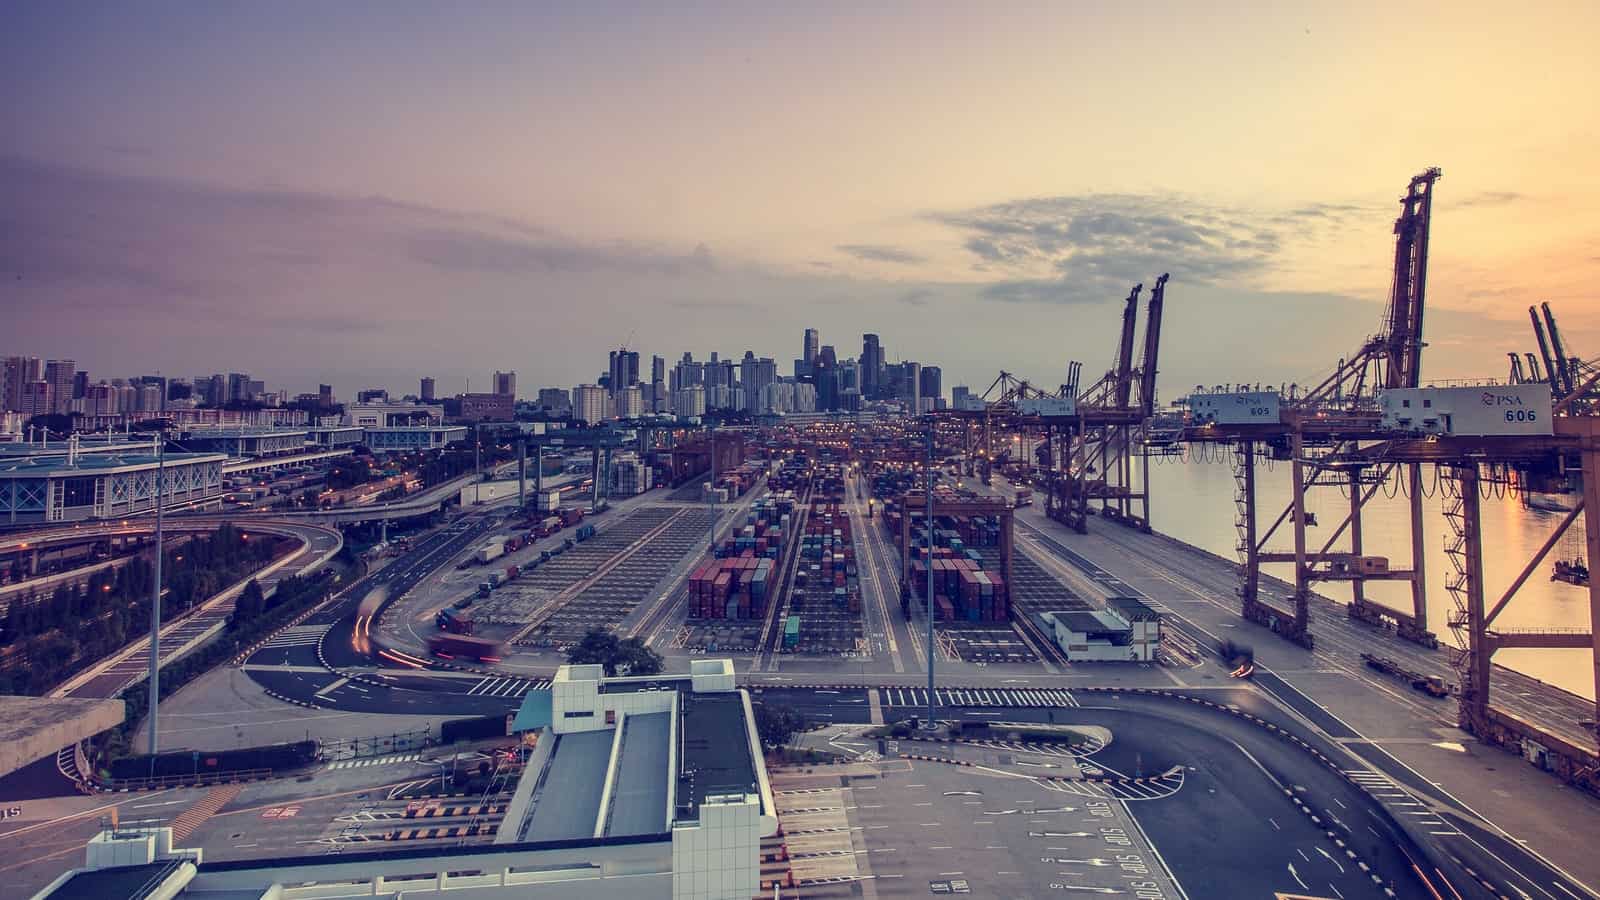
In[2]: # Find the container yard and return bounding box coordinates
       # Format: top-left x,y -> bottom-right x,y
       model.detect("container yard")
680,490 -> 797,652
776,496 -> 867,656
448,506 -> 715,649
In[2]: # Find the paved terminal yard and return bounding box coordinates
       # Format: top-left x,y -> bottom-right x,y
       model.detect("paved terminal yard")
461,506 -> 715,648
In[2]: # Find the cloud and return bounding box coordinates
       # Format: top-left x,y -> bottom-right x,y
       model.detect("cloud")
837,243 -> 927,264
1456,191 -> 1522,208
406,229 -> 714,277
934,194 -> 1279,304
898,288 -> 934,307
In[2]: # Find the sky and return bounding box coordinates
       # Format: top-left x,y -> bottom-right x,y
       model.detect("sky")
4,1 -> 1598,399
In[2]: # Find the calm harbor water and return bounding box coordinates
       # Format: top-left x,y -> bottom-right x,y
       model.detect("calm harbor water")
1141,451 -> 1594,700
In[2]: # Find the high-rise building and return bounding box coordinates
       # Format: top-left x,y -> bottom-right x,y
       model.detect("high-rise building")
573,384 -> 610,424
420,377 -> 437,401
318,384 -> 334,407
739,352 -> 778,414
208,374 -> 227,407
860,334 -> 882,399
673,385 -> 706,418
907,361 -> 922,413
607,350 -> 640,395
227,373 -> 250,404
493,370 -> 516,398
18,380 -> 51,418
44,360 -> 76,415
818,345 -> 837,369
803,329 -> 819,367
537,387 -> 571,413
651,355 -> 665,385
72,371 -> 90,401
615,384 -> 645,418
1,357 -> 43,411
919,365 -> 942,408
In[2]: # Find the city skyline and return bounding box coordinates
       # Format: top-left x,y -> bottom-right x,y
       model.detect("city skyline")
6,5 -> 1596,399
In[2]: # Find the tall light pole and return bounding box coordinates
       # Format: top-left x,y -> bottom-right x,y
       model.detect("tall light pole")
925,419 -> 936,730
147,431 -> 165,761
706,427 -> 718,553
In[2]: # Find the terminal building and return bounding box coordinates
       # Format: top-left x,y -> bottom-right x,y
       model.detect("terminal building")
363,425 -> 469,454
1039,596 -> 1161,662
177,426 -> 309,458
35,660 -> 780,900
0,447 -> 226,525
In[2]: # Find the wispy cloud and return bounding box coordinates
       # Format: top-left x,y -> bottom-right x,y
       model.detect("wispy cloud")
837,243 -> 927,264
898,288 -> 934,306
933,194 -> 1278,304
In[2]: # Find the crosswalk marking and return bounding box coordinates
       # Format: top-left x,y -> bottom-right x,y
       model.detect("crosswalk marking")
325,752 -> 425,770
260,624 -> 331,649
464,676 -> 549,697
878,686 -> 1080,709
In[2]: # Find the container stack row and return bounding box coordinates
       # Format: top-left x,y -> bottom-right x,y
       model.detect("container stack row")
687,494 -> 796,620
795,500 -> 860,615
907,555 -> 1010,622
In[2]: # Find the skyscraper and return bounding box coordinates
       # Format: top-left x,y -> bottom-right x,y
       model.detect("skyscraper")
493,370 -> 516,398
860,334 -> 882,399
44,360 -> 76,415
803,329 -> 819,367
919,365 -> 942,408
573,384 -> 610,424
2,357 -> 43,411
651,355 -> 665,386
608,349 -> 640,395
420,377 -> 437,401
318,384 -> 334,407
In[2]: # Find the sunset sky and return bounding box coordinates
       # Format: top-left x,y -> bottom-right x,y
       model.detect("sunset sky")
4,2 -> 1597,398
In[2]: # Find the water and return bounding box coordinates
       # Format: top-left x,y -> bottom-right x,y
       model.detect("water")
1141,450 -> 1595,700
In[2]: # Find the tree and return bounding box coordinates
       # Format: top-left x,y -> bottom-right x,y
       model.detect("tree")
231,579 -> 265,628
752,702 -> 806,751
564,628 -> 663,676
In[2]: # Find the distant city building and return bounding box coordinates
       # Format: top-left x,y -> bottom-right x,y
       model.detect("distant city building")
420,376 -> 437,401
1,357 -> 43,411
318,383 -> 335,407
458,392 -> 514,422
537,387 -> 571,413
71,370 -> 90,401
608,349 -> 640,395
919,365 -> 941,408
673,385 -> 706,418
615,384 -> 645,418
357,388 -> 389,404
493,370 -> 517,398
952,385 -> 984,411
573,384 -> 610,424
860,333 -> 882,399
651,355 -> 665,385
804,328 -> 819,367
44,360 -> 75,415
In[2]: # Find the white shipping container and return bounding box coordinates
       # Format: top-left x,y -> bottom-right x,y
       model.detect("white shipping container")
1017,396 -> 1077,417
1187,391 -> 1281,426
1378,384 -> 1553,436
535,490 -> 561,511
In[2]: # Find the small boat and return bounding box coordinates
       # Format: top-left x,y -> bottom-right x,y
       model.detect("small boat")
1553,559 -> 1590,587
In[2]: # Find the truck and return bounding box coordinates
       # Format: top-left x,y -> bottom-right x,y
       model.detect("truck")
427,634 -> 505,662
1361,652 -> 1449,697
475,539 -> 506,565
537,516 -> 562,538
436,607 -> 474,634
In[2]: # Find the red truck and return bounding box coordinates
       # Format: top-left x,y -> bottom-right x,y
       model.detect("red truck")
427,634 -> 506,662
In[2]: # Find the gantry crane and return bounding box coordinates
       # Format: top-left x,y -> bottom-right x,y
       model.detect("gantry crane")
1188,168 -> 1443,650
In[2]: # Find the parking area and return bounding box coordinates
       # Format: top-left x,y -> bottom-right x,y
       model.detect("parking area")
768,748 -> 1182,899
